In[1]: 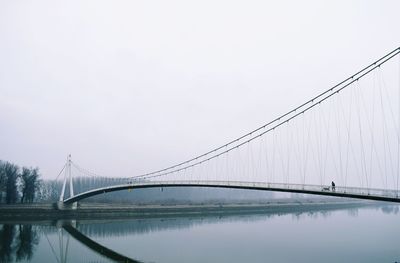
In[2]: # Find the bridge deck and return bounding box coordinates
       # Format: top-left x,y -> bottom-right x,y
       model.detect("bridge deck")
63,181 -> 400,204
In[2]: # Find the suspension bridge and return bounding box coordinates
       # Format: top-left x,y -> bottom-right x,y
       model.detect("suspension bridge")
57,47 -> 400,209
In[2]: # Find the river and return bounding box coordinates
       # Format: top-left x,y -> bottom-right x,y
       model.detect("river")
0,203 -> 399,263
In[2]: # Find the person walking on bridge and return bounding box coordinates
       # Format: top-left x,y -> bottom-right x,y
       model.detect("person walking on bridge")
331,181 -> 336,191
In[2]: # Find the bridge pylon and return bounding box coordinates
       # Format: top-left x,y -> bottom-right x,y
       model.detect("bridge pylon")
57,154 -> 78,210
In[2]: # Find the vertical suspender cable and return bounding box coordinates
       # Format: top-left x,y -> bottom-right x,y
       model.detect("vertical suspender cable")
397,53 -> 400,196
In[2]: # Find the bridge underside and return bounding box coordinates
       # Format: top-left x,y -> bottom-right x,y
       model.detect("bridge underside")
63,181 -> 400,204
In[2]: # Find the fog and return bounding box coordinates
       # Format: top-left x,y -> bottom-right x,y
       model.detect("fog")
1,0 -> 400,179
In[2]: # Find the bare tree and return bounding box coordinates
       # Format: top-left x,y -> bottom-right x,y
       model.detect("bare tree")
20,168 -> 30,204
4,162 -> 19,204
20,167 -> 41,203
27,168 -> 40,203
0,161 -> 6,203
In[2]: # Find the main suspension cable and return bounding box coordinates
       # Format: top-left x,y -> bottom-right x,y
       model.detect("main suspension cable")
131,47 -> 400,179
131,48 -> 400,180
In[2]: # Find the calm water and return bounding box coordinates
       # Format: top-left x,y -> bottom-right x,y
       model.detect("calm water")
1,204 -> 399,263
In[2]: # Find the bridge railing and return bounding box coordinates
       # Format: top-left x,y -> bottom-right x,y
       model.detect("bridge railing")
130,180 -> 400,199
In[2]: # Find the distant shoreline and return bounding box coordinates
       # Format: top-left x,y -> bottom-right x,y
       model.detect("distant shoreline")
0,199 -> 392,222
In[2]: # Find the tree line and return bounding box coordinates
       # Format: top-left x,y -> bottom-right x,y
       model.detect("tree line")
0,160 -> 41,204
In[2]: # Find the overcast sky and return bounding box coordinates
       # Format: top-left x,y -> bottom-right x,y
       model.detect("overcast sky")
1,0 -> 400,179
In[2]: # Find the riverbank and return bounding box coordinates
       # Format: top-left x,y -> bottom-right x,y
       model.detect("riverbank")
0,198 -> 389,221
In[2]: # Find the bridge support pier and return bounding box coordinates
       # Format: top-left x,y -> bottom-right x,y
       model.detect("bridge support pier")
57,155 -> 78,210
56,201 -> 78,210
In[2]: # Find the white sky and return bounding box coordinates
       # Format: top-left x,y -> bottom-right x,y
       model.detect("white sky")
0,0 -> 399,179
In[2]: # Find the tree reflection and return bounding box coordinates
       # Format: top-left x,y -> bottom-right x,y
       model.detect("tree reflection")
380,205 -> 399,214
0,224 -> 15,262
0,224 -> 39,263
16,225 -> 39,261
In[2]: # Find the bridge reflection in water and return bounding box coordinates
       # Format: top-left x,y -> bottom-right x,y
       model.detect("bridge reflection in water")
62,224 -> 140,263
